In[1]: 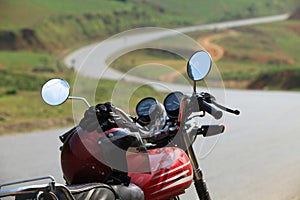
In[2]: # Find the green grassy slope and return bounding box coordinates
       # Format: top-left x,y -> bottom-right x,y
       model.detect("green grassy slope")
0,0 -> 297,50
141,0 -> 297,22
1,0 -> 297,29
215,18 -> 300,90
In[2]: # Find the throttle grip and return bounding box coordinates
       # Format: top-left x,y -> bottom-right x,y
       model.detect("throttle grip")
197,125 -> 225,137
198,99 -> 223,120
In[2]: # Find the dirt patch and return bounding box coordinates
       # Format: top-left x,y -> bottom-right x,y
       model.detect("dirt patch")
0,28 -> 45,50
159,31 -> 231,83
198,34 -> 225,61
219,27 -> 296,65
289,23 -> 300,36
232,26 -> 268,36
224,51 -> 296,65
248,69 -> 300,90
158,66 -> 186,82
289,10 -> 300,20
224,80 -> 250,89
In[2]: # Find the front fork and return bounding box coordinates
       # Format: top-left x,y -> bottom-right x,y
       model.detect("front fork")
185,137 -> 211,200
179,95 -> 211,200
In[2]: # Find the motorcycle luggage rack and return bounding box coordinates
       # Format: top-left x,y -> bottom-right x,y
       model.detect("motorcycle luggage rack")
0,175 -> 74,200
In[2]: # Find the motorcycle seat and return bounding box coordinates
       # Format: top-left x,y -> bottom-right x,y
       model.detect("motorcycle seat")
111,184 -> 144,200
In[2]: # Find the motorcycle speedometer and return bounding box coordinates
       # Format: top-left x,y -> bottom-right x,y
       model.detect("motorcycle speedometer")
163,92 -> 183,119
136,97 -> 157,117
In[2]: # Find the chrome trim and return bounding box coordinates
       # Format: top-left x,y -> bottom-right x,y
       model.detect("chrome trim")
0,176 -> 55,188
0,176 -> 74,200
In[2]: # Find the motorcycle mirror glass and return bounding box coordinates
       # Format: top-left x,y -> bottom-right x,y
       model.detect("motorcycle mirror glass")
187,50 -> 212,81
41,78 -> 70,106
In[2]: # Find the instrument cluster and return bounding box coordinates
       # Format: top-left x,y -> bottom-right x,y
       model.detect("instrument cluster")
136,92 -> 183,121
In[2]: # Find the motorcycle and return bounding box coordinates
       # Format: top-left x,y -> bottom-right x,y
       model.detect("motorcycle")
0,50 -> 240,200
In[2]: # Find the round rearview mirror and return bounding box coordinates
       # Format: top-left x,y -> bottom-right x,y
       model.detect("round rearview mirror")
187,50 -> 212,81
41,78 -> 70,106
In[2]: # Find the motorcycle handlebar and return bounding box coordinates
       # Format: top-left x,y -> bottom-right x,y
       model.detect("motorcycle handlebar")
198,99 -> 223,120
196,125 -> 225,137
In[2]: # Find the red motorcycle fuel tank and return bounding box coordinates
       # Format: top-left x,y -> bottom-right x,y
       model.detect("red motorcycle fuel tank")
128,147 -> 193,200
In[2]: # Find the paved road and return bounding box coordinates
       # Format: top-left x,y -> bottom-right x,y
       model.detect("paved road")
1,90 -> 300,200
1,14 -> 300,199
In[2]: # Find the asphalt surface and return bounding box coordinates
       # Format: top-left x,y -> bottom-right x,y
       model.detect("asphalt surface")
1,14 -> 299,199
1,90 -> 300,200
181,90 -> 300,200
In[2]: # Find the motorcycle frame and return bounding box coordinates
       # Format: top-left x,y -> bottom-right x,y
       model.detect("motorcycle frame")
178,95 -> 211,200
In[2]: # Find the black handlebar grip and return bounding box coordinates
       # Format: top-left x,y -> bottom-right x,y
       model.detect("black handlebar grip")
197,125 -> 225,137
199,100 -> 223,120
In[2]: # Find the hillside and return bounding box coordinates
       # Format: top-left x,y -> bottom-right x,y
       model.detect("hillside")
110,13 -> 300,90
0,0 -> 299,134
0,0 -> 297,51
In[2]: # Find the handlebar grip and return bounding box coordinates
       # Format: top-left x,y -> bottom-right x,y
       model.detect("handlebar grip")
198,100 -> 223,120
197,125 -> 225,137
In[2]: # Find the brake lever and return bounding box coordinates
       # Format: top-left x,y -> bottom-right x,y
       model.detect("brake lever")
211,101 -> 240,115
200,92 -> 240,115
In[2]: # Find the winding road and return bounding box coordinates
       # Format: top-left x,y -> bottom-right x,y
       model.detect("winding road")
1,14 -> 300,200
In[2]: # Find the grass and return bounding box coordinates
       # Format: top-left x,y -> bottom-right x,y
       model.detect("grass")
255,21 -> 300,63
70,75 -> 166,112
0,51 -> 71,94
0,50 -> 74,134
96,79 -> 166,115
4,92 -> 71,122
0,0 -> 133,30
0,1 -> 50,30
133,0 -> 297,23
0,51 -> 61,72
1,0 -> 296,30
111,49 -> 185,80
0,0 -> 297,52
0,76 -> 166,134
200,18 -> 300,89
0,91 -> 73,133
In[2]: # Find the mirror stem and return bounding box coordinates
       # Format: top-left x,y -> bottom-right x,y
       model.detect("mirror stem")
193,81 -> 197,94
68,96 -> 91,108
